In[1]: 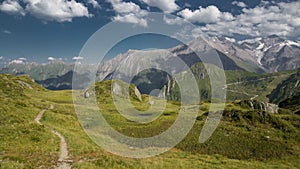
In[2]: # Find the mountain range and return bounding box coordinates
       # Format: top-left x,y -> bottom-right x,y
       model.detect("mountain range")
1,35 -> 300,95
97,34 -> 300,80
0,61 -> 96,90
95,35 -> 300,101
1,71 -> 300,168
1,35 -> 300,168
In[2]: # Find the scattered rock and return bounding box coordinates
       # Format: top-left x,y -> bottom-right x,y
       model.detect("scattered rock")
84,91 -> 90,98
148,101 -> 154,105
17,80 -> 33,89
112,82 -> 124,96
240,100 -> 278,113
134,86 -> 142,101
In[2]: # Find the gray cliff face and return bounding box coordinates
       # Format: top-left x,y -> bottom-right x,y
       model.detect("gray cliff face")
97,37 -> 236,82
111,81 -> 142,101
208,37 -> 263,71
239,35 -> 300,72
1,35 -> 300,92
210,35 -> 300,73
96,37 -> 247,95
94,36 -> 300,100
98,49 -> 176,81
97,35 -> 300,84
262,45 -> 300,72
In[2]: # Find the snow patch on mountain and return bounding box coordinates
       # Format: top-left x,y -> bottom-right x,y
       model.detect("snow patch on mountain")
285,40 -> 300,47
256,43 -> 264,50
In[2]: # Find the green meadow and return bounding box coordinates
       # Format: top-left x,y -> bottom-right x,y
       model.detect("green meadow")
0,74 -> 299,168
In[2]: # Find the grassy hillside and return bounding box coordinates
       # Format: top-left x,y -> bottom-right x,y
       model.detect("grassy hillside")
0,62 -> 72,81
278,95 -> 300,113
224,70 -> 295,101
1,74 -> 300,168
164,62 -> 296,102
0,74 -> 58,168
268,70 -> 300,104
0,62 -> 96,90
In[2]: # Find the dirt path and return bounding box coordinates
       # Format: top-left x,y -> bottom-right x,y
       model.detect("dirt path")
222,76 -> 280,100
34,109 -> 45,125
35,105 -> 73,169
223,83 -> 256,100
250,95 -> 259,100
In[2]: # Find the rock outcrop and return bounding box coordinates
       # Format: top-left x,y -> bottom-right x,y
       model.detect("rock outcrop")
238,100 -> 278,114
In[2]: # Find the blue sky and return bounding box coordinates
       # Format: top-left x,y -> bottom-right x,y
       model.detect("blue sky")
0,0 -> 299,64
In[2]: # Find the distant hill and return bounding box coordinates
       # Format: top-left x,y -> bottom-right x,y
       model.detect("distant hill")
97,35 -> 300,84
0,61 -> 95,90
36,71 -> 91,90
161,62 -> 296,102
0,61 -> 73,81
239,35 -> 300,72
1,35 -> 300,92
1,74 -> 300,167
0,74 -> 45,99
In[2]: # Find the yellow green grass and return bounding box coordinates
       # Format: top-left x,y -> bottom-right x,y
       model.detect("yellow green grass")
0,74 -> 299,168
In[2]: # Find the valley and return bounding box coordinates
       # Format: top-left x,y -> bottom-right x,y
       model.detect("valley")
0,72 -> 300,168
1,0 -> 300,168
0,35 -> 300,169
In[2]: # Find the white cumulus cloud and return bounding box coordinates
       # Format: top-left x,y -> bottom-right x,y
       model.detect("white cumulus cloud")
163,15 -> 185,25
87,0 -> 100,8
108,0 -> 148,27
24,0 -> 92,22
232,1 -> 247,8
47,57 -> 66,61
0,0 -> 25,16
10,60 -> 24,64
179,1 -> 300,41
109,0 -> 142,14
3,30 -> 12,34
48,57 -> 56,61
18,57 -> 27,61
72,56 -> 84,60
9,57 -> 27,64
0,0 -> 95,22
141,0 -> 179,13
113,13 -> 147,27
178,5 -> 234,24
